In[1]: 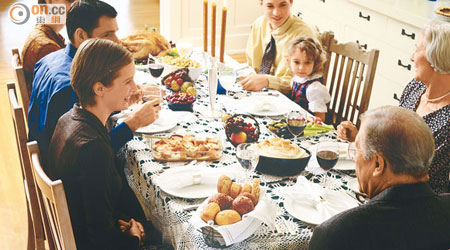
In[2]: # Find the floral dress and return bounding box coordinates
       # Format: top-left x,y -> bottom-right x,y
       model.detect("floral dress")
400,79 -> 450,194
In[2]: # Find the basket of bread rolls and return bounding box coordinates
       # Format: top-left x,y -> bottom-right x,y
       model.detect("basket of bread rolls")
190,174 -> 277,247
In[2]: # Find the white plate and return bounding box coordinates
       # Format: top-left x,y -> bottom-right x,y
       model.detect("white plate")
155,166 -> 242,199
135,109 -> 178,134
242,95 -> 287,117
333,159 -> 356,171
347,178 -> 360,193
284,188 -> 358,225
135,63 -> 149,71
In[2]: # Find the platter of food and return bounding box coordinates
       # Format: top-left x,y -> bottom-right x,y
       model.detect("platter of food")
151,134 -> 222,161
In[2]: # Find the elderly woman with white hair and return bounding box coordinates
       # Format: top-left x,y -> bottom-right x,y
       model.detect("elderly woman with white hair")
338,20 -> 450,194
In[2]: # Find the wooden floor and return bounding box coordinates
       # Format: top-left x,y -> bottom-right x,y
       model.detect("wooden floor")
0,0 -> 245,249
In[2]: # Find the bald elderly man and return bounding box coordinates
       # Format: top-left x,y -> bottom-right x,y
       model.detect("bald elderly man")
309,106 -> 450,250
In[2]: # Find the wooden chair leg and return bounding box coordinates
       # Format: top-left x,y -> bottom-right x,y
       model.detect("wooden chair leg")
26,206 -> 35,250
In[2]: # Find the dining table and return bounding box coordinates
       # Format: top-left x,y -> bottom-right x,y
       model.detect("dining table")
117,50 -> 361,250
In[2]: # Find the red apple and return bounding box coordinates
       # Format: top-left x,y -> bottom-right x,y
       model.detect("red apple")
231,131 -> 247,145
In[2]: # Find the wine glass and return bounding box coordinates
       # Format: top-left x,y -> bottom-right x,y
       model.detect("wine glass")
316,141 -> 339,187
236,143 -> 259,179
219,66 -> 237,96
177,42 -> 193,58
148,64 -> 164,83
286,110 -> 307,144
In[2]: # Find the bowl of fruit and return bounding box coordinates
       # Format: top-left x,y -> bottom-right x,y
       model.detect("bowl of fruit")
166,92 -> 196,112
161,68 -> 197,96
224,114 -> 260,147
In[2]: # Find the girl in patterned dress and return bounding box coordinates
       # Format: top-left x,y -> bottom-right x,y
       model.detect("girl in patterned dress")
287,37 -> 330,121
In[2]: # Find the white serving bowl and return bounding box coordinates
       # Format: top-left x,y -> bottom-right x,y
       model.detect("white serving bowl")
161,63 -> 203,82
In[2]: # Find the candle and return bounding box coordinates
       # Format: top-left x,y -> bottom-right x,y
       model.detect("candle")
219,2 -> 227,62
203,0 -> 208,52
211,0 -> 216,57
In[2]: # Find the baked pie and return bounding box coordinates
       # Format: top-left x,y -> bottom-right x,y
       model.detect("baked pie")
436,7 -> 450,21
252,138 -> 308,159
152,135 -> 222,161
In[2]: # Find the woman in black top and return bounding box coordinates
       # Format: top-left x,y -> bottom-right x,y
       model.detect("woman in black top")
48,38 -> 161,249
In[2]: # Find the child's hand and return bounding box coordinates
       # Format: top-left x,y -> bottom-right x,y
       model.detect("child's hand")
240,74 -> 269,91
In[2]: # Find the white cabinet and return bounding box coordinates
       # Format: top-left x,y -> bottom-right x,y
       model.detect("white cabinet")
292,0 -> 439,109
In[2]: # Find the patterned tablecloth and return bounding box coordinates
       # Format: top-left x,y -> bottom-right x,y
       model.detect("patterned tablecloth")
120,57 -> 358,250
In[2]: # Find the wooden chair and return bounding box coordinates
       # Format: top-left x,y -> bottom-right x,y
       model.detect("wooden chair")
11,48 -> 30,118
27,141 -> 77,250
7,82 -> 44,250
321,31 -> 380,128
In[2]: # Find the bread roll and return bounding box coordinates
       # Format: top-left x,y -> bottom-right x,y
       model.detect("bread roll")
252,178 -> 260,203
241,183 -> 252,194
215,210 -> 242,225
232,196 -> 255,215
217,175 -> 232,195
201,202 -> 220,223
229,182 -> 242,199
208,193 -> 233,210
239,192 -> 257,206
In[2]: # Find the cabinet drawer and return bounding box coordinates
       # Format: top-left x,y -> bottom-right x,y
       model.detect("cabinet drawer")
343,26 -> 381,52
345,6 -> 388,37
369,74 -> 405,109
377,45 -> 415,84
386,19 -> 421,53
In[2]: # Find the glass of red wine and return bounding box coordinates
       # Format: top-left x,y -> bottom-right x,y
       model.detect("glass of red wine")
286,110 -> 307,144
316,141 -> 339,187
148,64 -> 164,80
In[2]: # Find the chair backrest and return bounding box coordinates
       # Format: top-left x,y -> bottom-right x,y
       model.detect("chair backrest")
7,82 -> 45,250
27,141 -> 77,250
321,31 -> 379,128
11,48 -> 30,118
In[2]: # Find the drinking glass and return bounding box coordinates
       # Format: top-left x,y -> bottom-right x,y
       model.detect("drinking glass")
236,143 -> 259,179
219,66 -> 237,96
286,110 -> 307,144
177,42 -> 193,58
316,141 -> 340,187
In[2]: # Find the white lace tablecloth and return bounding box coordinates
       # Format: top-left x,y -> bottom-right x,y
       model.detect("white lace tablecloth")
119,52 -> 357,250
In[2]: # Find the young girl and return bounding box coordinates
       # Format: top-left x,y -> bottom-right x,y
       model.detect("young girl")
287,37 -> 330,121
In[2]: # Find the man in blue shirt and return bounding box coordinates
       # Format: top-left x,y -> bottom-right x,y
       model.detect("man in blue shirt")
28,0 -> 161,165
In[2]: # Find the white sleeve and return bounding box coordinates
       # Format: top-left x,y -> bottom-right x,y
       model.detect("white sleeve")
306,81 -> 331,113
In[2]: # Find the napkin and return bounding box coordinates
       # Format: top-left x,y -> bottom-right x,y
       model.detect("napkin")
191,188 -> 277,246
286,176 -> 353,222
155,165 -> 223,190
